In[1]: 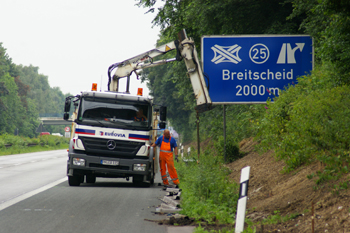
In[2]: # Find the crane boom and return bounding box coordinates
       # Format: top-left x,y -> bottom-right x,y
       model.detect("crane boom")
107,30 -> 212,113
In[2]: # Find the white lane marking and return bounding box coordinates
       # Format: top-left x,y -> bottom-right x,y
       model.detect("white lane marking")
24,208 -> 53,212
0,177 -> 68,212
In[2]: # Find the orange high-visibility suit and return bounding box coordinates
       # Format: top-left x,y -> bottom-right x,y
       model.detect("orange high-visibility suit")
159,136 -> 179,185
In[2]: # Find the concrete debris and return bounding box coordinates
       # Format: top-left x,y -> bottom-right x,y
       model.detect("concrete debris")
156,186 -> 182,213
166,192 -> 181,200
165,213 -> 187,220
166,187 -> 182,192
162,196 -> 180,208
156,203 -> 182,213
166,191 -> 181,197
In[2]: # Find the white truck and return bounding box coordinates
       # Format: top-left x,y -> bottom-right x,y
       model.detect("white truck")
63,30 -> 212,186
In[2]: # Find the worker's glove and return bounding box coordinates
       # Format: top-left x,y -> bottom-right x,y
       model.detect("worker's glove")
175,155 -> 178,162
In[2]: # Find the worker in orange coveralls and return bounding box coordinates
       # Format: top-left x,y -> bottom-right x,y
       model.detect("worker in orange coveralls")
151,129 -> 180,187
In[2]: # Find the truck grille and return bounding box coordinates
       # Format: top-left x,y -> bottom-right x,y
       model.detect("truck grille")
89,163 -> 129,170
78,136 -> 144,158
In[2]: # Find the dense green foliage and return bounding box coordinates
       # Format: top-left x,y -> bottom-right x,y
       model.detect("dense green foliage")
177,150 -> 239,224
137,0 -> 304,143
288,0 -> 350,85
0,43 -> 71,137
258,64 -> 346,168
258,64 -> 350,184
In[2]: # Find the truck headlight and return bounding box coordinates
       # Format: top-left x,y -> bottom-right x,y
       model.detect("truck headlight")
133,164 -> 146,171
73,158 -> 85,166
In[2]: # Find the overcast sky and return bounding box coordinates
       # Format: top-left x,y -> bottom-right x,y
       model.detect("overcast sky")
1,0 -> 161,96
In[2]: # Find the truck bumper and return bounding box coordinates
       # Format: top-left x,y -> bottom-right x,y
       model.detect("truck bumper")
67,152 -> 152,179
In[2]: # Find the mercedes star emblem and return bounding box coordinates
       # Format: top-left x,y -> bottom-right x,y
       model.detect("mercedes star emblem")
106,140 -> 116,150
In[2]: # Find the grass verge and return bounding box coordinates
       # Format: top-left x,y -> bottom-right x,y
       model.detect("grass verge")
0,134 -> 69,156
176,149 -> 240,232
0,144 -> 68,156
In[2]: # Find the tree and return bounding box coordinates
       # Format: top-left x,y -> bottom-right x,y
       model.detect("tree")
0,43 -> 67,137
137,0 -> 305,45
136,0 -> 305,141
0,72 -> 25,134
288,0 -> 350,85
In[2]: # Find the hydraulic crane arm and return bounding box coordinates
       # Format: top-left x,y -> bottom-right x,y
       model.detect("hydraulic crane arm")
107,30 -> 212,113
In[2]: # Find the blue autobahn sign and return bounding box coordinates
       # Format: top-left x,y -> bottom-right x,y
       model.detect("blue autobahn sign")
201,35 -> 313,104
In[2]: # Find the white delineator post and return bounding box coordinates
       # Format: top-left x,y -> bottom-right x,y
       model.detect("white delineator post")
235,166 -> 251,233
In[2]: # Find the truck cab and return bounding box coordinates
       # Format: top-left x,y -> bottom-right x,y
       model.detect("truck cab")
65,90 -> 161,186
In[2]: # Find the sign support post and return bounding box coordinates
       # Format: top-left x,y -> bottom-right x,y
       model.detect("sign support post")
196,111 -> 200,162
223,105 -> 226,163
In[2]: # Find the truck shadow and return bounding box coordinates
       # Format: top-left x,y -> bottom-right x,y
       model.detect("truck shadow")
79,181 -> 163,189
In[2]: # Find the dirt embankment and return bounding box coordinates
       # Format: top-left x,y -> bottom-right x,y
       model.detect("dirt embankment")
227,137 -> 350,233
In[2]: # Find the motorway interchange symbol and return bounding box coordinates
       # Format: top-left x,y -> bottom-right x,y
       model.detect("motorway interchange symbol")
211,43 -> 305,65
211,44 -> 242,64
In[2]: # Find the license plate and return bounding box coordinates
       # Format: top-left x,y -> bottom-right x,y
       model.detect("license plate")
101,160 -> 119,166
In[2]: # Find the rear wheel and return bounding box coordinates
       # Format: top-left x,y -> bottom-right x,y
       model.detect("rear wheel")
68,175 -> 81,186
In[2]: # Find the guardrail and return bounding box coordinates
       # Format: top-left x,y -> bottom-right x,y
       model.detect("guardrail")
4,142 -> 63,148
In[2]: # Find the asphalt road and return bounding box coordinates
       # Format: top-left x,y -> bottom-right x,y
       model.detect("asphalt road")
0,150 -> 168,233
0,150 -> 68,205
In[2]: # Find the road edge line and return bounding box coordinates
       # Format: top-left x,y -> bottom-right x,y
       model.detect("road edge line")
0,177 -> 68,212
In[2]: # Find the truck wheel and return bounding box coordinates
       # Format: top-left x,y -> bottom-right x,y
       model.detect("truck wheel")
68,175 -> 81,186
148,169 -> 155,186
86,175 -> 96,184
149,172 -> 154,185
147,160 -> 155,186
132,175 -> 144,186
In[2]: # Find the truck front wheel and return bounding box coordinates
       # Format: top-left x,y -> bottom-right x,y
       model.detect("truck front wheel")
86,175 -> 96,184
68,175 -> 81,186
132,175 -> 144,186
148,161 -> 155,185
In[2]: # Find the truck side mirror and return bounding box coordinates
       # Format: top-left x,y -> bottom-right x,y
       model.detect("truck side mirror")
160,106 -> 167,121
64,99 -> 71,113
64,98 -> 71,120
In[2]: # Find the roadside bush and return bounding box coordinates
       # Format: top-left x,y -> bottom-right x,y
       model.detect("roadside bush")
177,149 -> 239,224
0,133 -> 28,147
0,134 -> 69,156
197,105 -> 264,145
256,63 -> 350,183
0,138 -> 5,148
1,133 -> 18,146
38,135 -> 58,147
214,136 -> 243,163
30,137 -> 40,145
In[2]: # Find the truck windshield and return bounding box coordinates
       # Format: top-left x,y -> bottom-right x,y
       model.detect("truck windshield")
77,97 -> 151,129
